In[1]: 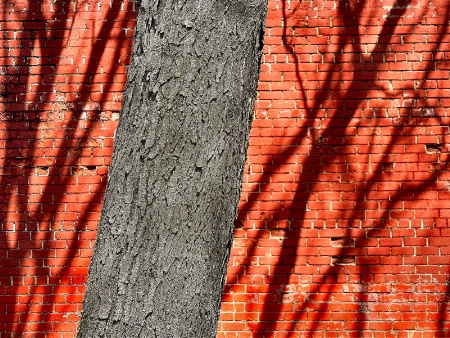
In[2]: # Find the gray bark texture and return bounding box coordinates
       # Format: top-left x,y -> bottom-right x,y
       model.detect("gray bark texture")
78,0 -> 267,337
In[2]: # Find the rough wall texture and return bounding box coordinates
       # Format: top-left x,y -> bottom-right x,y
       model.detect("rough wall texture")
1,0 -> 450,337
0,0 -> 136,336
218,0 -> 450,337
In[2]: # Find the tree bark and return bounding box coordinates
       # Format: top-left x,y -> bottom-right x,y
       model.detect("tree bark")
78,0 -> 267,337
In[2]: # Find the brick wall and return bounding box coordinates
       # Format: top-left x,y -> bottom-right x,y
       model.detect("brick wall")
0,0 -> 136,336
1,0 -> 450,337
218,0 -> 450,337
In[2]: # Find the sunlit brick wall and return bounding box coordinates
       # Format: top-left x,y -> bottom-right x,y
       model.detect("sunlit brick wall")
218,0 -> 450,337
0,1 -> 136,336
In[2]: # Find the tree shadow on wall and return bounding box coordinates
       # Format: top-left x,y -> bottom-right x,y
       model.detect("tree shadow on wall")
0,0 -> 135,335
224,0 -> 450,336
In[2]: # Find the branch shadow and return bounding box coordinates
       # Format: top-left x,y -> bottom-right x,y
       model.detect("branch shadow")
221,0 -> 450,336
0,0 -> 136,335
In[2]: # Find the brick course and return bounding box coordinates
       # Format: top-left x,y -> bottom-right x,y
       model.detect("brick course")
1,0 -> 450,337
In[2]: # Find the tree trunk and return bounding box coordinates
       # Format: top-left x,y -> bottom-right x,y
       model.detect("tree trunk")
78,0 -> 267,337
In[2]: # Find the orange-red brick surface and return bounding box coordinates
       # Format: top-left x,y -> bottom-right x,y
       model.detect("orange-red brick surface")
0,0 -> 137,336
1,0 -> 450,337
219,0 -> 450,337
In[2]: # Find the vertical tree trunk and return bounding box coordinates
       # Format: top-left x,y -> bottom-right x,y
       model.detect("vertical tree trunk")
78,0 -> 267,337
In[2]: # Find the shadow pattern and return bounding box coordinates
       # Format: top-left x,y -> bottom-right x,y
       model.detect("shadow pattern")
219,0 -> 450,336
0,0 -> 136,336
